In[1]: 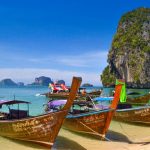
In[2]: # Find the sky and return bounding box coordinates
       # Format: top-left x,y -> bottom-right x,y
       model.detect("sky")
0,0 -> 149,85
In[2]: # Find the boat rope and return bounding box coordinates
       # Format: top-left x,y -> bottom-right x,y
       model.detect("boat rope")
87,95 -> 98,109
118,122 -> 150,147
118,122 -> 136,142
78,120 -> 111,141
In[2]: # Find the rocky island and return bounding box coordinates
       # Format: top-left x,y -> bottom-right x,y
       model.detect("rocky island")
0,76 -> 66,87
82,83 -> 93,87
101,7 -> 150,88
29,76 -> 66,86
30,76 -> 53,86
0,79 -> 18,86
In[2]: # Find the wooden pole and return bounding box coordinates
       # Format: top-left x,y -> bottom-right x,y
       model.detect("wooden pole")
62,77 -> 82,111
101,80 -> 124,135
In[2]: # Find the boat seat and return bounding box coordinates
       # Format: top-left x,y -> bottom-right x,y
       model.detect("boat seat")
71,109 -> 89,114
0,112 -> 8,120
10,109 -> 28,119
117,104 -> 132,109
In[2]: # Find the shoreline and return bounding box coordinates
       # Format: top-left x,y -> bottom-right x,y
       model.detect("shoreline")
0,121 -> 149,150
53,120 -> 150,150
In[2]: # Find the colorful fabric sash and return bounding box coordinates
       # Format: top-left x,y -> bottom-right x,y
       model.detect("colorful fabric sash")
116,79 -> 126,103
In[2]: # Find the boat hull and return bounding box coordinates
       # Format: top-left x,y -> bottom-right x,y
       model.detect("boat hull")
0,110 -> 68,148
114,106 -> 150,124
45,92 -> 77,99
126,93 -> 150,104
45,90 -> 101,99
63,109 -> 114,137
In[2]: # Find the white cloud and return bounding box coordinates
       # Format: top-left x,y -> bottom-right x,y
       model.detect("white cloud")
0,68 -> 102,85
56,51 -> 108,67
25,50 -> 108,69
0,50 -> 108,85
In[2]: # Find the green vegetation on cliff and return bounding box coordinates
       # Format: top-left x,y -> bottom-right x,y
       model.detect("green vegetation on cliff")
101,66 -> 116,87
101,7 -> 150,88
112,7 -> 150,52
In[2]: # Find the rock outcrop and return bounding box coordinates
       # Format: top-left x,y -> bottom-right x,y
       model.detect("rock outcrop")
31,76 -> 53,86
101,8 -> 150,88
17,82 -> 24,86
55,80 -> 66,85
0,79 -> 17,86
82,83 -> 93,87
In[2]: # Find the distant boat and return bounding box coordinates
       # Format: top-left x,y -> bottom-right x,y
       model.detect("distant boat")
126,92 -> 150,104
35,93 -> 44,97
93,92 -> 150,105
0,77 -> 81,148
127,92 -> 141,95
113,103 -> 150,125
43,88 -> 102,99
45,80 -> 125,139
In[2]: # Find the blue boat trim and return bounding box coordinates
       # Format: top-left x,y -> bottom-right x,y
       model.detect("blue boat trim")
94,97 -> 114,101
66,108 -> 114,118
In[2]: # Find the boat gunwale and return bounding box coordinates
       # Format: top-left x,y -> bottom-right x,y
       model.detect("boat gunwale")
66,108 -> 114,118
0,109 -> 67,123
116,105 -> 150,112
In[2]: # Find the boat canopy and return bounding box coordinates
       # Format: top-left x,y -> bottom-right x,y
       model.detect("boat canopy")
48,100 -> 66,108
48,99 -> 93,108
0,100 -> 30,107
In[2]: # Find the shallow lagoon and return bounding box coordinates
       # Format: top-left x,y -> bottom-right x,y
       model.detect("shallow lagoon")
0,86 -> 149,150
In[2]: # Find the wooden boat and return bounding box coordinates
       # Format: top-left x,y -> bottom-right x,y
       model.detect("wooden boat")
0,77 -> 82,148
63,81 -> 124,138
87,90 -> 102,96
94,92 -> 150,105
46,80 -> 125,139
113,103 -> 150,125
44,89 -> 102,99
127,92 -> 141,95
126,93 -> 150,104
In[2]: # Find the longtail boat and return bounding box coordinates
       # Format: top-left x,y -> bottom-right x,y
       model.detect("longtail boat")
94,92 -> 150,105
44,89 -> 102,99
87,90 -> 102,96
45,92 -> 71,99
126,93 -> 150,104
46,80 -> 125,139
113,103 -> 150,125
0,77 -> 82,148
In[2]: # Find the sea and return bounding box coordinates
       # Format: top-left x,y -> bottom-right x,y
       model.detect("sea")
0,86 -> 149,150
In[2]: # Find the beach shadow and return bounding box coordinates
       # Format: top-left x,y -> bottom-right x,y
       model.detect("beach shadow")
52,135 -> 86,150
2,135 -> 86,150
62,128 -> 104,141
132,142 -> 150,145
106,130 -> 132,143
2,137 -> 48,149
63,128 -> 132,144
113,119 -> 150,127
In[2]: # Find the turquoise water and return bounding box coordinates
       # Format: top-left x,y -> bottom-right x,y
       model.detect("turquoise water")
0,86 -> 103,116
0,86 -> 149,150
0,86 -> 49,116
0,86 -> 149,116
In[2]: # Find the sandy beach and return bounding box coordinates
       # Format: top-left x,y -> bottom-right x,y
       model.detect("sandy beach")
0,120 -> 149,150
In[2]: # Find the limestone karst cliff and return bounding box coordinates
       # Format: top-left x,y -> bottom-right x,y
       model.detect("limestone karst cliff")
101,8 -> 150,88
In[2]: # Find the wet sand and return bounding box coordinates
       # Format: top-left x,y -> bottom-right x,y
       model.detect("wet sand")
0,121 -> 149,150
